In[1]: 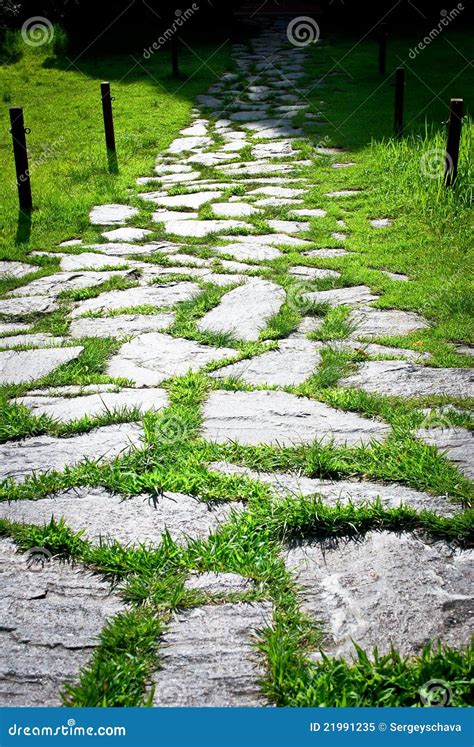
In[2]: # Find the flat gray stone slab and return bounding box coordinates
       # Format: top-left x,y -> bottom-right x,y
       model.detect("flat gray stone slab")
209,462 -> 459,516
212,203 -> 260,218
252,140 -> 295,158
340,361 -> 474,398
167,136 -> 212,153
212,339 -> 321,386
201,390 -> 390,447
382,271 -> 410,282
165,220 -> 248,238
0,423 -> 143,481
0,333 -> 66,349
248,187 -> 306,198
290,266 -> 341,280
184,572 -> 254,594
149,191 -> 223,209
0,489 -> 243,548
107,333 -> 235,386
285,532 -> 473,659
0,346 -> 83,385
267,220 -> 310,234
102,228 -> 152,242
348,306 -> 428,339
85,242 -> 179,256
71,283 -> 199,318
8,271 -> 130,298
198,279 -> 285,342
371,218 -> 392,228
303,248 -> 348,258
213,242 -> 281,261
0,322 -> 31,335
59,252 -> 128,271
69,313 -> 175,338
229,234 -> 312,248
0,538 -> 124,706
16,388 -> 168,423
325,339 -> 430,363
89,204 -> 138,225
0,261 -> 34,279
416,427 -> 473,479
152,602 -> 272,706
152,210 -> 198,223
304,286 -> 379,307
290,208 -> 327,218
0,297 -> 58,318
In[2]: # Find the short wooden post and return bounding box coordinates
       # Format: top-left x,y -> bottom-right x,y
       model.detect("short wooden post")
101,81 -> 116,152
444,98 -> 463,187
9,107 -> 33,213
171,35 -> 179,78
378,23 -> 388,76
394,66 -> 405,138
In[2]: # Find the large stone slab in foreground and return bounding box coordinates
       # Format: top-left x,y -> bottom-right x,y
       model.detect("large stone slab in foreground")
107,333 -> 235,386
0,489 -> 243,547
0,346 -> 84,385
71,283 -> 199,317
0,538 -> 123,706
198,279 -> 285,342
201,390 -> 390,447
285,532 -> 473,659
0,423 -> 143,481
153,602 -> 272,706
16,388 -> 168,423
340,361 -> 474,398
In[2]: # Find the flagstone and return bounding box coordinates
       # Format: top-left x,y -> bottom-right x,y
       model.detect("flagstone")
0,346 -> 84,385
59,252 -> 129,271
84,242 -> 178,256
8,271 -> 131,298
102,227 -> 152,242
70,283 -> 199,318
211,203 -> 260,218
0,333 -> 66,349
212,339 -> 321,386
149,192 -> 223,209
69,313 -> 175,339
0,296 -> 59,318
0,261 -> 34,279
167,136 -> 212,153
340,361 -> 474,398
165,220 -> 248,238
348,306 -> 428,339
416,427 -> 473,479
303,286 -> 378,307
89,204 -> 138,225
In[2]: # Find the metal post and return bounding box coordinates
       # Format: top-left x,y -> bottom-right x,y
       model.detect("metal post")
394,66 -> 405,138
9,107 -> 33,213
445,98 -> 463,187
378,23 -> 388,76
101,81 -> 116,152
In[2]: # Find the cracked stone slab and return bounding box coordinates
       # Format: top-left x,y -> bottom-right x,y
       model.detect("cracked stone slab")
147,191 -> 223,210
8,271 -> 130,298
0,538 -> 124,706
212,339 -> 321,386
102,228 -> 152,242
164,220 -> 248,238
284,532 -> 473,659
252,140 -> 295,159
348,306 -> 428,339
0,296 -> 59,318
0,333 -> 66,349
202,390 -> 390,447
208,462 -> 459,516
70,283 -> 200,318
84,242 -> 179,257
198,279 -> 285,342
69,313 -> 175,338
184,572 -> 255,594
290,266 -> 341,280
0,423 -> 144,481
152,602 -> 272,706
0,261 -> 34,279
340,361 -> 474,398
303,286 -> 378,307
416,427 -> 474,479
212,242 -> 281,262
0,489 -> 243,548
107,333 -> 235,386
0,346 -> 83,385
89,204 -> 138,225
15,388 -> 168,423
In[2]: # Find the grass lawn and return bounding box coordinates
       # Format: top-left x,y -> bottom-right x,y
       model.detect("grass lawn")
0,24 -> 472,707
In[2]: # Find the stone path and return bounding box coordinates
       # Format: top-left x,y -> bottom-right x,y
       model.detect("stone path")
0,15 -> 472,708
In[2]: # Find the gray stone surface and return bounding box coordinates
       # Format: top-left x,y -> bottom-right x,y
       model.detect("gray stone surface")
0,346 -> 83,385
0,296 -> 58,318
267,220 -> 310,234
198,279 -> 285,342
348,306 -> 428,339
290,266 -> 340,280
102,227 -> 152,242
371,218 -> 391,228
212,203 -> 259,218
165,220 -> 248,238
212,339 -> 321,386
8,271 -> 130,298
89,204 -> 138,225
167,136 -> 212,153
69,313 -> 175,338
208,462 -> 459,516
201,390 -> 390,447
325,339 -> 430,363
0,261 -> 34,279
213,242 -> 281,261
153,602 -> 272,706
0,489 -> 243,548
0,538 -> 124,706
16,388 -> 168,423
285,532 -> 473,659
149,191 -> 223,209
85,242 -> 179,256
107,333 -> 235,386
71,283 -> 199,317
59,252 -> 128,271
304,286 -> 378,307
0,322 -> 32,335
0,423 -> 143,481
0,334 -> 66,349
416,427 -> 474,479
184,572 -> 255,594
340,361 -> 474,398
